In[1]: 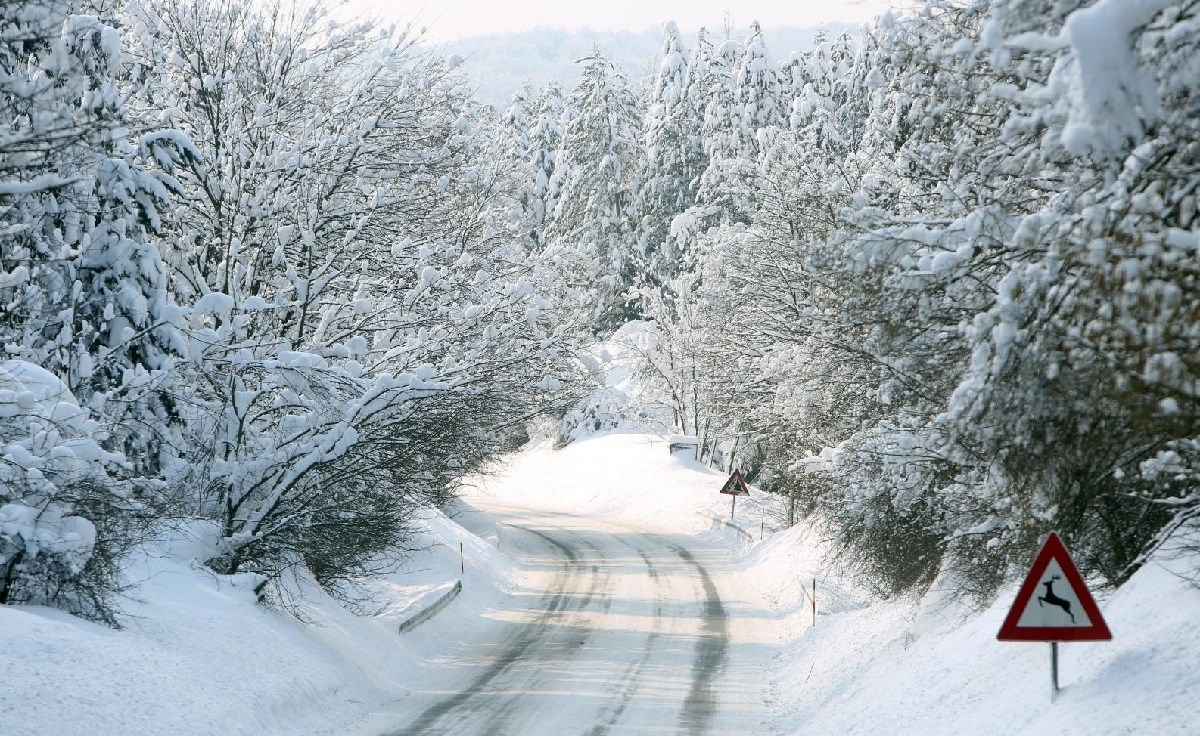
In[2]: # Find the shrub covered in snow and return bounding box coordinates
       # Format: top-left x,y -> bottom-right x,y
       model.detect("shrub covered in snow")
0,362 -> 143,623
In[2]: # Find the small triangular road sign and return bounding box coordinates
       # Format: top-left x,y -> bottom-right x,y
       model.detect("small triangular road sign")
997,532 -> 1112,642
719,470 -> 751,496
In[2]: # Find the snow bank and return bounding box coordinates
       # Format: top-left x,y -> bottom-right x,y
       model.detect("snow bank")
763,549 -> 1199,735
0,505 -> 516,736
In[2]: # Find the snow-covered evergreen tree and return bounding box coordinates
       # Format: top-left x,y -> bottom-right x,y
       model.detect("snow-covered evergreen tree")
636,22 -> 693,286
693,36 -> 741,219
731,22 -> 782,158
545,51 -> 645,334
527,82 -> 566,248
681,28 -> 716,204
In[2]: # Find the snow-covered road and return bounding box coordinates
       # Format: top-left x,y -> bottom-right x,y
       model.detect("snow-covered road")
345,504 -> 779,735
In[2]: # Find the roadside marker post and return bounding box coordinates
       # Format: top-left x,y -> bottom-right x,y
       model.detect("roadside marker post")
798,576 -> 817,627
997,532 -> 1112,701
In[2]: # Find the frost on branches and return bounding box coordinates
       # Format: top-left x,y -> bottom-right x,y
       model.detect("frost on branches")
3,0 -> 1197,623
0,362 -> 140,624
562,1 -> 1199,598
113,0 -> 583,602
3,0 -> 583,621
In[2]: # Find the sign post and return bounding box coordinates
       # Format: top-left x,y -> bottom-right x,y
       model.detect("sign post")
719,469 -> 751,521
997,532 -> 1112,700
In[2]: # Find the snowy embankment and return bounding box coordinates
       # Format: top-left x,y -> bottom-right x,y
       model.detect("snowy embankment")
467,432 -> 1200,735
0,507 -> 514,736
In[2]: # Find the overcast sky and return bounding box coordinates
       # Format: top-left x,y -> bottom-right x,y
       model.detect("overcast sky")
336,0 -> 894,41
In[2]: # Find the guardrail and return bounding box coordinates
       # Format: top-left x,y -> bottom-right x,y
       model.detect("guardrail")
694,510 -> 754,544
397,580 -> 463,634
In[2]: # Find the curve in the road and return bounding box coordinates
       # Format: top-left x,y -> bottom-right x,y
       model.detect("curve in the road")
394,524 -> 613,736
393,528 -> 577,735
379,510 -> 740,736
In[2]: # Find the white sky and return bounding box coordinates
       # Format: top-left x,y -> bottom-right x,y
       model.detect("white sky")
336,0 -> 894,41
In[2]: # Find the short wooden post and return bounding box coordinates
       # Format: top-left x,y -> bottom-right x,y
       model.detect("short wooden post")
812,577 -> 817,627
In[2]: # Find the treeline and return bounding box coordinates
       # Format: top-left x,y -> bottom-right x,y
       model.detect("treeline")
4,0 -> 1198,621
0,0 -> 585,622
493,3 -> 1200,598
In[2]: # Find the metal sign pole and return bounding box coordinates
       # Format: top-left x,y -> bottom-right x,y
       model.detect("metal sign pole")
1050,642 -> 1059,701
731,494 -> 736,520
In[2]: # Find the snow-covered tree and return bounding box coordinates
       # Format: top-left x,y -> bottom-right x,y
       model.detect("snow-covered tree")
731,22 -> 782,158
545,51 -> 645,333
0,0 -> 185,620
681,28 -> 716,202
125,0 -> 581,597
693,36 -> 742,219
636,21 -> 693,286
675,0 -> 1200,599
527,82 -> 566,247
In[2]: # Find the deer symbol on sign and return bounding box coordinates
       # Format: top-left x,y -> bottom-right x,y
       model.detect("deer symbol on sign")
1037,575 -> 1075,623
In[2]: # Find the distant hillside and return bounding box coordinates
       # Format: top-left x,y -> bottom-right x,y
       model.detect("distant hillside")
438,23 -> 857,109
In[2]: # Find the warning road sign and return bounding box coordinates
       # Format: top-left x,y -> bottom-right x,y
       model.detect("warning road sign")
719,470 -> 751,496
997,532 -> 1112,642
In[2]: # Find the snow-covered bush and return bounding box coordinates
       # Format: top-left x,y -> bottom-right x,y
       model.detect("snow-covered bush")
0,0 -> 187,621
0,362 -> 142,623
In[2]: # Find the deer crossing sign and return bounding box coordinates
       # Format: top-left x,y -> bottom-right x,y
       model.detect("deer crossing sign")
997,532 -> 1112,642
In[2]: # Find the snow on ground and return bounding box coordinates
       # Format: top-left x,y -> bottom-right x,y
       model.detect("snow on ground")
465,430 -> 784,540
3,430 -> 1198,735
0,506 -> 516,736
764,556 -> 1200,735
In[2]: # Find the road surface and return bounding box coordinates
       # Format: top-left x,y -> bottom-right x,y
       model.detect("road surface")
344,505 -> 780,735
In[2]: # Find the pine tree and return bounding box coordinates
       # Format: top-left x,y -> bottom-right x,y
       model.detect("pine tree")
637,21 -> 693,287
681,28 -> 716,204
731,22 -> 782,159
694,34 -> 743,221
527,82 -> 565,248
545,51 -> 645,333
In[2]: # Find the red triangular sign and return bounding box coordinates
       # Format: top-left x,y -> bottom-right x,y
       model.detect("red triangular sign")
719,470 -> 750,496
997,532 -> 1112,642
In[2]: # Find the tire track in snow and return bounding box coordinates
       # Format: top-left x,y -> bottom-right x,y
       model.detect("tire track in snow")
588,520 -> 731,735
394,526 -> 575,735
673,543 -> 729,735
585,546 -> 666,736
395,523 -> 612,735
